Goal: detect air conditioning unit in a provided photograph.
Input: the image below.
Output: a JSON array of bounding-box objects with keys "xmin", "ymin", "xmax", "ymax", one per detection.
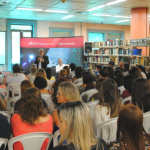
[{"xmin": 0, "ymin": 0, "xmax": 10, "ymax": 4}]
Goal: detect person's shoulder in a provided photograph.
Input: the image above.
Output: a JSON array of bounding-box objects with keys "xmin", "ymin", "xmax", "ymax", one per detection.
[
  {"xmin": 52, "ymin": 144, "xmax": 74, "ymax": 150},
  {"xmin": 91, "ymin": 139, "xmax": 108, "ymax": 150}
]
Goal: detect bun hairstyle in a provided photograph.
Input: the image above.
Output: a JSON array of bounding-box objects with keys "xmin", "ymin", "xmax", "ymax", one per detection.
[{"xmin": 99, "ymin": 66, "xmax": 109, "ymax": 78}]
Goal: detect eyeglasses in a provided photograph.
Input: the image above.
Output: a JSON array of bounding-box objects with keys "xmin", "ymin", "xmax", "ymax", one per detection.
[{"xmin": 57, "ymin": 91, "xmax": 63, "ymax": 97}]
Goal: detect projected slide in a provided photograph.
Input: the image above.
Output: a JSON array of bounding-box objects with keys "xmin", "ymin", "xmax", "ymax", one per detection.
[{"xmin": 20, "ymin": 37, "xmax": 84, "ymax": 74}]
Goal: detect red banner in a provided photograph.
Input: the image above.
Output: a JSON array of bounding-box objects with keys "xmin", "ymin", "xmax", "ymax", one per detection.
[{"xmin": 20, "ymin": 37, "xmax": 84, "ymax": 48}]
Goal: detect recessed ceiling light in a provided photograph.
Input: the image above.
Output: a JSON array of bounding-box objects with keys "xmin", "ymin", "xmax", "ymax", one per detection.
[
  {"xmin": 17, "ymin": 7, "xmax": 43, "ymax": 11},
  {"xmin": 106, "ymin": 0, "xmax": 126, "ymax": 6},
  {"xmin": 93, "ymin": 14, "xmax": 112, "ymax": 16},
  {"xmin": 87, "ymin": 5, "xmax": 105, "ymax": 11},
  {"xmin": 113, "ymin": 15, "xmax": 130, "ymax": 18},
  {"xmin": 116, "ymin": 20, "xmax": 130, "ymax": 23},
  {"xmin": 62, "ymin": 15, "xmax": 74, "ymax": 19},
  {"xmin": 45, "ymin": 10, "xmax": 68, "ymax": 13}
]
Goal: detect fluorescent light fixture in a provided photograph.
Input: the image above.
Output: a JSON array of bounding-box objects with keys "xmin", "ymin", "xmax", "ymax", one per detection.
[
  {"xmin": 113, "ymin": 15, "xmax": 130, "ymax": 18},
  {"xmin": 62, "ymin": 15, "xmax": 74, "ymax": 19},
  {"xmin": 87, "ymin": 5, "xmax": 105, "ymax": 11},
  {"xmin": 106, "ymin": 0, "xmax": 126, "ymax": 6},
  {"xmin": 17, "ymin": 7, "xmax": 43, "ymax": 11},
  {"xmin": 93, "ymin": 14, "xmax": 112, "ymax": 16},
  {"xmin": 45, "ymin": 10, "xmax": 68, "ymax": 13},
  {"xmin": 116, "ymin": 20, "xmax": 130, "ymax": 23}
]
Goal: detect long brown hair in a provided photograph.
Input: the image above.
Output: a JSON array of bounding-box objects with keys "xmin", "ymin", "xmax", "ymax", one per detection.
[
  {"xmin": 18, "ymin": 87, "xmax": 47, "ymax": 125},
  {"xmin": 21, "ymin": 80, "xmax": 34, "ymax": 95},
  {"xmin": 117, "ymin": 105, "xmax": 145, "ymax": 150}
]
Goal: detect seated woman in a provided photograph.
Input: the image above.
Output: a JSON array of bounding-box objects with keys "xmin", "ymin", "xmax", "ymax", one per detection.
[
  {"xmin": 52, "ymin": 81, "xmax": 81, "ymax": 132},
  {"xmin": 87, "ymin": 69, "xmax": 97, "ymax": 82},
  {"xmin": 106, "ymin": 66, "xmax": 115, "ymax": 80},
  {"xmin": 99, "ymin": 67, "xmax": 109, "ymax": 79},
  {"xmin": 137, "ymin": 65, "xmax": 147, "ymax": 79},
  {"xmin": 0, "ymin": 96, "xmax": 6, "ymax": 111},
  {"xmin": 52, "ymin": 101, "xmax": 108, "ymax": 150},
  {"xmin": 72, "ymin": 66, "xmax": 84, "ymax": 83},
  {"xmin": 132, "ymin": 78, "xmax": 150, "ymax": 113},
  {"xmin": 107, "ymin": 105, "xmax": 150, "ymax": 150},
  {"xmin": 123, "ymin": 62, "xmax": 129, "ymax": 76},
  {"xmin": 69, "ymin": 63, "xmax": 76, "ymax": 78},
  {"xmin": 27, "ymin": 64, "xmax": 37, "ymax": 82},
  {"xmin": 94, "ymin": 79, "xmax": 122, "ymax": 142},
  {"xmin": 46, "ymin": 68, "xmax": 55, "ymax": 80},
  {"xmin": 11, "ymin": 87, "xmax": 53, "ymax": 150},
  {"xmin": 129, "ymin": 67, "xmax": 143, "ymax": 79},
  {"xmin": 63, "ymin": 66, "xmax": 72, "ymax": 81}
]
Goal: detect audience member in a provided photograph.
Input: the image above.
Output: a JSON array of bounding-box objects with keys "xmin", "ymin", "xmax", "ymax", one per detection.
[
  {"xmin": 46, "ymin": 68, "xmax": 55, "ymax": 80},
  {"xmin": 69, "ymin": 63, "xmax": 76, "ymax": 78},
  {"xmin": 63, "ymin": 66, "xmax": 72, "ymax": 81},
  {"xmin": 108, "ymin": 61, "xmax": 115, "ymax": 69},
  {"xmin": 59, "ymin": 69, "xmax": 68, "ymax": 78},
  {"xmin": 132, "ymin": 78, "xmax": 150, "ymax": 113},
  {"xmin": 11, "ymin": 87, "xmax": 53, "ymax": 150},
  {"xmin": 119, "ymin": 62, "xmax": 124, "ymax": 70},
  {"xmin": 137, "ymin": 65, "xmax": 147, "ymax": 79},
  {"xmin": 106, "ymin": 66, "xmax": 114, "ymax": 79},
  {"xmin": 94, "ymin": 79, "xmax": 122, "ymax": 141},
  {"xmin": 107, "ymin": 105, "xmax": 150, "ymax": 150},
  {"xmin": 52, "ymin": 101, "xmax": 108, "ymax": 150},
  {"xmin": 129, "ymin": 67, "xmax": 142, "ymax": 79},
  {"xmin": 95, "ymin": 65, "xmax": 102, "ymax": 75},
  {"xmin": 123, "ymin": 62, "xmax": 129, "ymax": 76},
  {"xmin": 87, "ymin": 69, "xmax": 97, "ymax": 82},
  {"xmin": 115, "ymin": 67, "xmax": 123, "ymax": 72},
  {"xmin": 27, "ymin": 64, "xmax": 37, "ymax": 82},
  {"xmin": 72, "ymin": 66, "xmax": 84, "ymax": 83},
  {"xmin": 99, "ymin": 67, "xmax": 108, "ymax": 79},
  {"xmin": 147, "ymin": 72, "xmax": 150, "ymax": 84},
  {"xmin": 0, "ymin": 97, "xmax": 6, "ymax": 111}
]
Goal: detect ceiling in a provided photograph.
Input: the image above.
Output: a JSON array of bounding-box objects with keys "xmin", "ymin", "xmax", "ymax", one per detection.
[{"xmin": 0, "ymin": 0, "xmax": 150, "ymax": 25}]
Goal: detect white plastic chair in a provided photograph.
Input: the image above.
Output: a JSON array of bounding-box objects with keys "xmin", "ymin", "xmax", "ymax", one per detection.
[
  {"xmin": 41, "ymin": 94, "xmax": 56, "ymax": 113},
  {"xmin": 0, "ymin": 111, "xmax": 11, "ymax": 123},
  {"xmin": 143, "ymin": 111, "xmax": 150, "ymax": 133},
  {"xmin": 87, "ymin": 100, "xmax": 99, "ymax": 124},
  {"xmin": 7, "ymin": 96, "xmax": 20, "ymax": 114},
  {"xmin": 53, "ymin": 130, "xmax": 60, "ymax": 147},
  {"xmin": 0, "ymin": 138, "xmax": 8, "ymax": 150},
  {"xmin": 49, "ymin": 79, "xmax": 56, "ymax": 85},
  {"xmin": 80, "ymin": 89, "xmax": 98, "ymax": 102},
  {"xmin": 0, "ymin": 75, "xmax": 4, "ymax": 83},
  {"xmin": 97, "ymin": 117, "xmax": 118, "ymax": 143},
  {"xmin": 12, "ymin": 88, "xmax": 21, "ymax": 97},
  {"xmin": 122, "ymin": 96, "xmax": 132, "ymax": 105},
  {"xmin": 8, "ymin": 132, "xmax": 53, "ymax": 150},
  {"xmin": 118, "ymin": 86, "xmax": 125, "ymax": 95},
  {"xmin": 0, "ymin": 88, "xmax": 8, "ymax": 99},
  {"xmin": 73, "ymin": 78, "xmax": 83, "ymax": 85}
]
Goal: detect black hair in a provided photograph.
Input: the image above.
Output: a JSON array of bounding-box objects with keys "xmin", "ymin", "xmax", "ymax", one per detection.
[
  {"xmin": 114, "ymin": 69, "xmax": 124, "ymax": 87},
  {"xmin": 69, "ymin": 63, "xmax": 76, "ymax": 71},
  {"xmin": 115, "ymin": 67, "xmax": 123, "ymax": 72},
  {"xmin": 13, "ymin": 64, "xmax": 21, "ymax": 73},
  {"xmin": 75, "ymin": 66, "xmax": 84, "ymax": 79},
  {"xmin": 46, "ymin": 68, "xmax": 52, "ymax": 80},
  {"xmin": 99, "ymin": 66, "xmax": 108, "ymax": 78},
  {"xmin": 107, "ymin": 66, "xmax": 114, "ymax": 79},
  {"xmin": 96, "ymin": 65, "xmax": 102, "ymax": 71},
  {"xmin": 124, "ymin": 62, "xmax": 129, "ymax": 72},
  {"xmin": 137, "ymin": 65, "xmax": 146, "ymax": 74},
  {"xmin": 109, "ymin": 61, "xmax": 115, "ymax": 67},
  {"xmin": 34, "ymin": 76, "xmax": 47, "ymax": 89},
  {"xmin": 129, "ymin": 67, "xmax": 143, "ymax": 79},
  {"xmin": 147, "ymin": 72, "xmax": 150, "ymax": 80}
]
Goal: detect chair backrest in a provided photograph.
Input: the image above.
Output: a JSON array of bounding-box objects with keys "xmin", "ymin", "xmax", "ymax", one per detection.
[
  {"xmin": 122, "ymin": 96, "xmax": 132, "ymax": 105},
  {"xmin": 74, "ymin": 78, "xmax": 83, "ymax": 84},
  {"xmin": 53, "ymin": 130, "xmax": 60, "ymax": 147},
  {"xmin": 7, "ymin": 96, "xmax": 20, "ymax": 114},
  {"xmin": 0, "ymin": 138, "xmax": 8, "ymax": 150},
  {"xmin": 12, "ymin": 88, "xmax": 21, "ymax": 97},
  {"xmin": 8, "ymin": 132, "xmax": 53, "ymax": 150},
  {"xmin": 0, "ymin": 111, "xmax": 11, "ymax": 123},
  {"xmin": 87, "ymin": 100, "xmax": 99, "ymax": 123},
  {"xmin": 97, "ymin": 117, "xmax": 118, "ymax": 143},
  {"xmin": 49, "ymin": 79, "xmax": 56, "ymax": 85},
  {"xmin": 143, "ymin": 111, "xmax": 150, "ymax": 133},
  {"xmin": 80, "ymin": 89, "xmax": 98, "ymax": 102},
  {"xmin": 0, "ymin": 88, "xmax": 8, "ymax": 99}
]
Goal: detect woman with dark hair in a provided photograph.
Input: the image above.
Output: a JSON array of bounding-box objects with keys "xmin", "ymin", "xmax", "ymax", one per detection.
[
  {"xmin": 137, "ymin": 65, "xmax": 147, "ymax": 79},
  {"xmin": 129, "ymin": 67, "xmax": 143, "ymax": 79},
  {"xmin": 108, "ymin": 105, "xmax": 150, "ymax": 150},
  {"xmin": 132, "ymin": 78, "xmax": 150, "ymax": 113},
  {"xmin": 106, "ymin": 66, "xmax": 114, "ymax": 79},
  {"xmin": 11, "ymin": 87, "xmax": 53, "ymax": 150},
  {"xmin": 72, "ymin": 66, "xmax": 84, "ymax": 83},
  {"xmin": 123, "ymin": 62, "xmax": 129, "ymax": 76},
  {"xmin": 69, "ymin": 63, "xmax": 76, "ymax": 78},
  {"xmin": 99, "ymin": 67, "xmax": 109, "ymax": 79},
  {"xmin": 94, "ymin": 79, "xmax": 122, "ymax": 141},
  {"xmin": 63, "ymin": 66, "xmax": 72, "ymax": 81},
  {"xmin": 46, "ymin": 67, "xmax": 55, "ymax": 80}
]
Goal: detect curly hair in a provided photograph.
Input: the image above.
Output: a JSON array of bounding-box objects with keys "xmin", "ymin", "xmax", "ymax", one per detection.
[{"xmin": 17, "ymin": 87, "xmax": 47, "ymax": 125}]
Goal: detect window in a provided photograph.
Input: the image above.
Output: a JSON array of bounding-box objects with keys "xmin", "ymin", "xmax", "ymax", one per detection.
[
  {"xmin": 11, "ymin": 25, "xmax": 32, "ymax": 30},
  {"xmin": 0, "ymin": 32, "xmax": 6, "ymax": 65},
  {"xmin": 107, "ymin": 33, "xmax": 123, "ymax": 40},
  {"xmin": 88, "ymin": 32, "xmax": 105, "ymax": 42}
]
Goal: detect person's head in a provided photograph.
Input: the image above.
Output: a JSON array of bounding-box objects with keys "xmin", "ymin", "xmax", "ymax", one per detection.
[
  {"xmin": 57, "ymin": 101, "xmax": 98, "ymax": 150},
  {"xmin": 30, "ymin": 64, "xmax": 37, "ymax": 75},
  {"xmin": 18, "ymin": 87, "xmax": 47, "ymax": 125},
  {"xmin": 108, "ymin": 61, "xmax": 115, "ymax": 67},
  {"xmin": 63, "ymin": 66, "xmax": 70, "ymax": 74},
  {"xmin": 34, "ymin": 76, "xmax": 47, "ymax": 90},
  {"xmin": 69, "ymin": 63, "xmax": 76, "ymax": 71},
  {"xmin": 117, "ymin": 105, "xmax": 145, "ymax": 150},
  {"xmin": 46, "ymin": 68, "xmax": 52, "ymax": 80},
  {"xmin": 99, "ymin": 78, "xmax": 122, "ymax": 118},
  {"xmin": 96, "ymin": 65, "xmax": 102, "ymax": 72},
  {"xmin": 13, "ymin": 64, "xmax": 21, "ymax": 73},
  {"xmin": 39, "ymin": 48, "xmax": 44, "ymax": 57},
  {"xmin": 132, "ymin": 78, "xmax": 150, "ymax": 113},
  {"xmin": 36, "ymin": 68, "xmax": 47, "ymax": 80},
  {"xmin": 58, "ymin": 58, "xmax": 63, "ymax": 66},
  {"xmin": 107, "ymin": 66, "xmax": 114, "ymax": 79},
  {"xmin": 115, "ymin": 67, "xmax": 123, "ymax": 72},
  {"xmin": 59, "ymin": 69, "xmax": 68, "ymax": 78},
  {"xmin": 57, "ymin": 81, "xmax": 81, "ymax": 104},
  {"xmin": 137, "ymin": 65, "xmax": 146, "ymax": 74},
  {"xmin": 83, "ymin": 71, "xmax": 93, "ymax": 90},
  {"xmin": 119, "ymin": 62, "xmax": 124, "ymax": 70},
  {"xmin": 124, "ymin": 75, "xmax": 135, "ymax": 94},
  {"xmin": 99, "ymin": 66, "xmax": 108, "ymax": 78},
  {"xmin": 87, "ymin": 69, "xmax": 97, "ymax": 82},
  {"xmin": 123, "ymin": 62, "xmax": 129, "ymax": 72},
  {"xmin": 147, "ymin": 72, "xmax": 150, "ymax": 84},
  {"xmin": 114, "ymin": 69, "xmax": 124, "ymax": 87},
  {"xmin": 75, "ymin": 66, "xmax": 84, "ymax": 79},
  {"xmin": 129, "ymin": 67, "xmax": 142, "ymax": 79},
  {"xmin": 96, "ymin": 78, "xmax": 106, "ymax": 92},
  {"xmin": 146, "ymin": 67, "xmax": 150, "ymax": 73},
  {"xmin": 21, "ymin": 80, "xmax": 34, "ymax": 95}
]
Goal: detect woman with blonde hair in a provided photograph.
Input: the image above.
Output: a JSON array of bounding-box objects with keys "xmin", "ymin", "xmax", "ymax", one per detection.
[
  {"xmin": 52, "ymin": 81, "xmax": 81, "ymax": 130},
  {"xmin": 0, "ymin": 97, "xmax": 6, "ymax": 111},
  {"xmin": 27, "ymin": 64, "xmax": 37, "ymax": 82},
  {"xmin": 52, "ymin": 101, "xmax": 107, "ymax": 150},
  {"xmin": 59, "ymin": 69, "xmax": 68, "ymax": 78}
]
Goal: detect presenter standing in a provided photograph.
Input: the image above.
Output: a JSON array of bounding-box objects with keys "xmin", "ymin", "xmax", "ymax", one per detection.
[
  {"xmin": 35, "ymin": 49, "xmax": 49, "ymax": 70},
  {"xmin": 56, "ymin": 58, "xmax": 68, "ymax": 73}
]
